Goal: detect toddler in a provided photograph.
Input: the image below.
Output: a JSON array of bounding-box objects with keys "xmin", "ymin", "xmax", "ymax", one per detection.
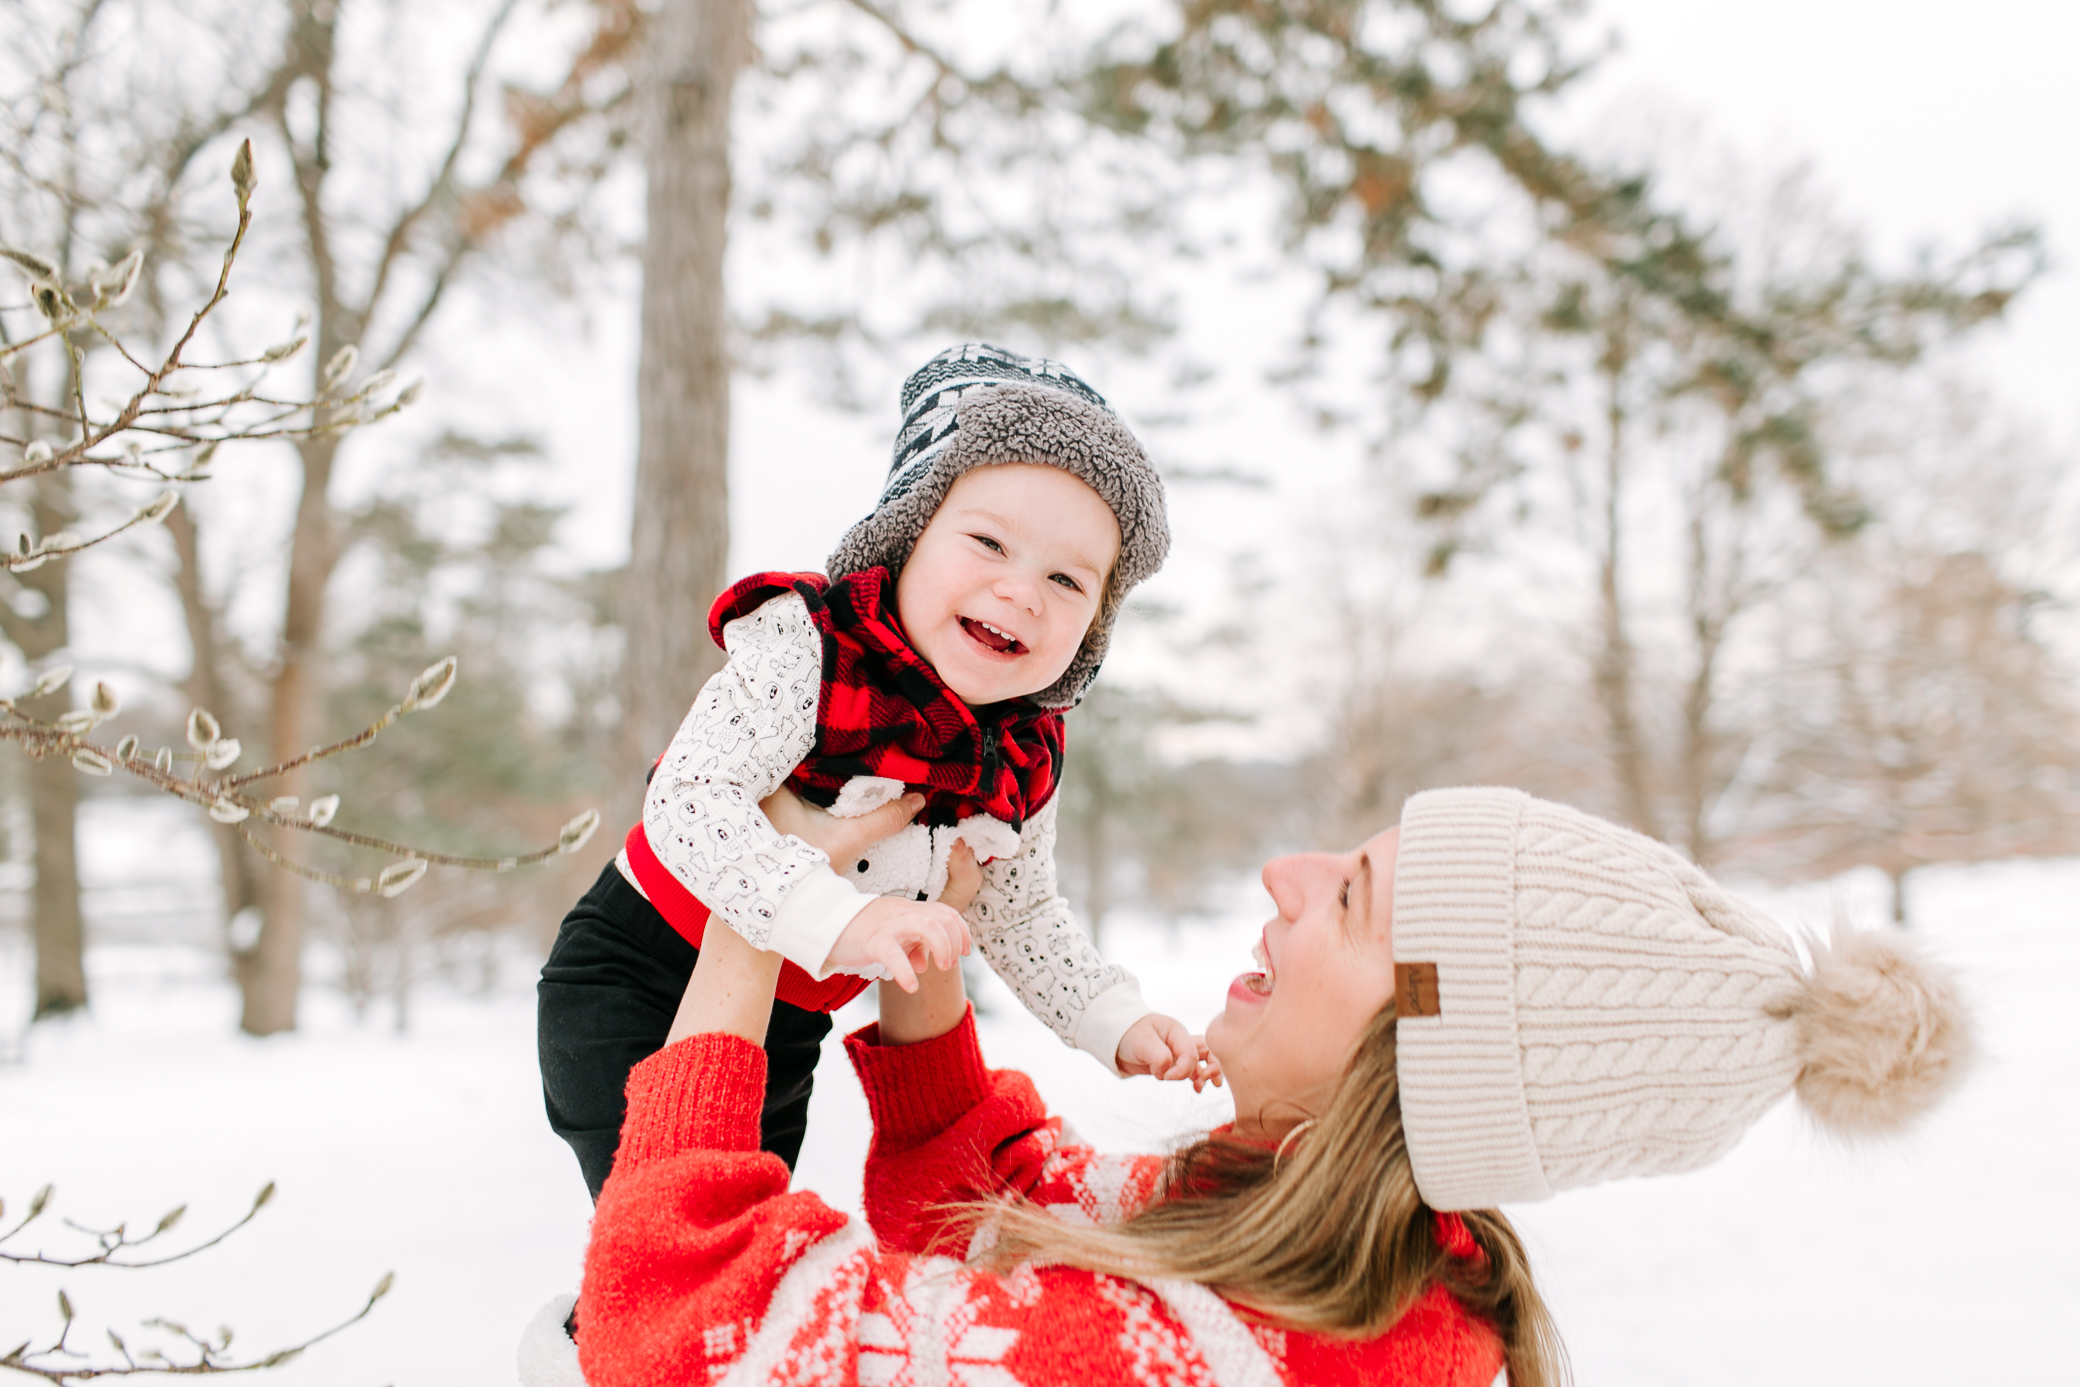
[{"xmin": 538, "ymin": 343, "xmax": 1204, "ymax": 1196}]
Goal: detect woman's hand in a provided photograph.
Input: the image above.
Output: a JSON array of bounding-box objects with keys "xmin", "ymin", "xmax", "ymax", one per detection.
[
  {"xmin": 877, "ymin": 841, "xmax": 978, "ymax": 1045},
  {"xmin": 761, "ymin": 786, "xmax": 926, "ymax": 864},
  {"xmin": 664, "ymin": 789, "xmax": 929, "ymax": 1047}
]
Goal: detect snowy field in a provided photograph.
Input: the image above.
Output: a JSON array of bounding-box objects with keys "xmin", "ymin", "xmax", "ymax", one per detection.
[{"xmin": 1, "ymin": 853, "xmax": 2072, "ymax": 1385}]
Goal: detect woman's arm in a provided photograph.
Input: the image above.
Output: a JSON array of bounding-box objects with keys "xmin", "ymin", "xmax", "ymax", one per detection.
[
  {"xmin": 874, "ymin": 840, "xmax": 979, "ymax": 1044},
  {"xmin": 665, "ymin": 789, "xmax": 936, "ymax": 1045},
  {"xmin": 642, "ymin": 592, "xmax": 881, "ymax": 972}
]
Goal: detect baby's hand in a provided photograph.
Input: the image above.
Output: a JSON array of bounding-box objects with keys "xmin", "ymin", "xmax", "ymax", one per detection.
[
  {"xmin": 827, "ymin": 895, "xmax": 972, "ymax": 993},
  {"xmin": 1116, "ymin": 1013, "xmax": 1223, "ymax": 1089}
]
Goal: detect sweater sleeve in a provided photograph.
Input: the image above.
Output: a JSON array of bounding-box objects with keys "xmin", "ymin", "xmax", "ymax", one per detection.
[
  {"xmin": 965, "ymin": 800, "xmax": 1150, "ymax": 1070},
  {"xmin": 846, "ymin": 1007, "xmax": 1168, "ymax": 1255},
  {"xmin": 641, "ymin": 591, "xmax": 877, "ymax": 969}
]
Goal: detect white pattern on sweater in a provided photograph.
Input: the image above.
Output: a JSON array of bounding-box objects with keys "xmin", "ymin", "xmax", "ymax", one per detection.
[{"xmin": 624, "ymin": 591, "xmax": 1146, "ymax": 1067}]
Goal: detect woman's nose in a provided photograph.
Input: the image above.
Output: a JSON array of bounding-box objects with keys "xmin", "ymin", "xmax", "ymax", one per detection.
[
  {"xmin": 1262, "ymin": 852, "xmax": 1339, "ymax": 918},
  {"xmin": 1261, "ymin": 854, "xmax": 1308, "ymax": 919}
]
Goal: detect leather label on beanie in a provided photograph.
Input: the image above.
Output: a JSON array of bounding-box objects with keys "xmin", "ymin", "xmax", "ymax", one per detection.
[{"xmin": 1396, "ymin": 962, "xmax": 1441, "ymax": 1017}]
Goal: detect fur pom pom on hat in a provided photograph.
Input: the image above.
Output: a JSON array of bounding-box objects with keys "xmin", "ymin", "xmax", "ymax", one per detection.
[
  {"xmin": 827, "ymin": 343, "xmax": 1170, "ymax": 708},
  {"xmin": 1389, "ymin": 787, "xmax": 1974, "ymax": 1212}
]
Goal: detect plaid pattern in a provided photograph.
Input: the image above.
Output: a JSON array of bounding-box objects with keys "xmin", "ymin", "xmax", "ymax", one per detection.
[{"xmin": 708, "ymin": 568, "xmax": 1066, "ymax": 831}]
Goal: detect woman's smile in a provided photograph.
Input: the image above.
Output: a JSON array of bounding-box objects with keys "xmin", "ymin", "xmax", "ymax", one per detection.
[{"xmin": 1229, "ymin": 932, "xmax": 1275, "ymax": 1002}]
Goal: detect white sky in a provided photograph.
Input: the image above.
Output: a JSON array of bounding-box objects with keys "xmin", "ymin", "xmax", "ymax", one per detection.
[{"xmin": 1575, "ymin": 0, "xmax": 2080, "ymax": 437}]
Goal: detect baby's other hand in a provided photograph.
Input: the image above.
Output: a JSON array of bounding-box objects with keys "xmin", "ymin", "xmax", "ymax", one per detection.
[
  {"xmin": 940, "ymin": 840, "xmax": 981, "ymax": 912},
  {"xmin": 827, "ymin": 895, "xmax": 972, "ymax": 993},
  {"xmin": 1116, "ymin": 1013, "xmax": 1219, "ymax": 1087}
]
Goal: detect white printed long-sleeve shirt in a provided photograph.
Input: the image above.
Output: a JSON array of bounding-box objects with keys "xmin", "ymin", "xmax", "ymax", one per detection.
[{"xmin": 615, "ymin": 591, "xmax": 1150, "ymax": 1070}]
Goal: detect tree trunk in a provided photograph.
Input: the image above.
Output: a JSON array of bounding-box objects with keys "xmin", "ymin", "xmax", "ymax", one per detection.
[
  {"xmin": 0, "ymin": 475, "xmax": 87, "ymax": 1019},
  {"xmin": 1677, "ymin": 502, "xmax": 1722, "ymax": 866},
  {"xmin": 622, "ymin": 0, "xmax": 747, "ymax": 785},
  {"xmin": 236, "ymin": 0, "xmax": 347, "ymax": 1036},
  {"xmin": 1592, "ymin": 327, "xmax": 1659, "ymax": 839},
  {"xmin": 238, "ymin": 430, "xmax": 346, "ymax": 1036},
  {"xmin": 165, "ymin": 504, "xmax": 264, "ymax": 960}
]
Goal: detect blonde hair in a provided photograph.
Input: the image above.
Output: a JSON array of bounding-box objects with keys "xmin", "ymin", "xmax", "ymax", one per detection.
[{"xmin": 964, "ymin": 1007, "xmax": 1568, "ymax": 1386}]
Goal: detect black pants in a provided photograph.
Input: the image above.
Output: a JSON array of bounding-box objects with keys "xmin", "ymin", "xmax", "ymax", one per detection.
[{"xmin": 537, "ymin": 861, "xmax": 834, "ymax": 1200}]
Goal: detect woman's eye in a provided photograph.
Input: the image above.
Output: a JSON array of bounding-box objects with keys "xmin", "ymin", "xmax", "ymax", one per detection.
[
  {"xmin": 972, "ymin": 535, "xmax": 1005, "ymax": 554},
  {"xmin": 1049, "ymin": 573, "xmax": 1084, "ymax": 593}
]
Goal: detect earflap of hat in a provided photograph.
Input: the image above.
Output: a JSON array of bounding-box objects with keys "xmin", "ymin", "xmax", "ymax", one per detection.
[{"xmin": 1390, "ymin": 786, "xmax": 1552, "ymax": 1211}]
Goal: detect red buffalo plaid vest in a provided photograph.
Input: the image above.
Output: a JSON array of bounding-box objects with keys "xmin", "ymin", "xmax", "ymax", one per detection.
[{"xmin": 623, "ymin": 567, "xmax": 1067, "ymax": 1011}]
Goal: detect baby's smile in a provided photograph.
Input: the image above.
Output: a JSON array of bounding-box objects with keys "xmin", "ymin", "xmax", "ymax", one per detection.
[{"xmin": 959, "ymin": 616, "xmax": 1027, "ymax": 656}]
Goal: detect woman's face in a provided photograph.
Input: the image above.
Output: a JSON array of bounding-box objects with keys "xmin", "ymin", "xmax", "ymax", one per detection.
[{"xmin": 1206, "ymin": 826, "xmax": 1401, "ymax": 1138}]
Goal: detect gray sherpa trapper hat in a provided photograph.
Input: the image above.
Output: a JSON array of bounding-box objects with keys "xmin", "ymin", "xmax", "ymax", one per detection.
[{"xmin": 827, "ymin": 342, "xmax": 1170, "ymax": 709}]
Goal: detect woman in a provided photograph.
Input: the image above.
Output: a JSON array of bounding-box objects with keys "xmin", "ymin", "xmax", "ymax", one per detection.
[{"xmin": 523, "ymin": 785, "xmax": 1970, "ymax": 1387}]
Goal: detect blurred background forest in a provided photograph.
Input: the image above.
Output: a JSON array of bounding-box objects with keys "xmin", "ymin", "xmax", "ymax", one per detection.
[{"xmin": 1, "ymin": 0, "xmax": 2075, "ymax": 1039}]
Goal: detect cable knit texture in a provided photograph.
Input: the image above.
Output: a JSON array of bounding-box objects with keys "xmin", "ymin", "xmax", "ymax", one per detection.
[
  {"xmin": 569, "ymin": 1010, "xmax": 1503, "ymax": 1387},
  {"xmin": 1394, "ymin": 787, "xmax": 1811, "ymax": 1211}
]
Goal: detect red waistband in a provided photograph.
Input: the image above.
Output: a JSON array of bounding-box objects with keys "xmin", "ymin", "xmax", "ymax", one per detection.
[{"xmin": 622, "ymin": 822, "xmax": 869, "ymax": 1014}]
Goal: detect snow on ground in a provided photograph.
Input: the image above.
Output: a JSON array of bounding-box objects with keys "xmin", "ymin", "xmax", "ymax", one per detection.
[{"xmin": 1, "ymin": 856, "xmax": 2072, "ymax": 1384}]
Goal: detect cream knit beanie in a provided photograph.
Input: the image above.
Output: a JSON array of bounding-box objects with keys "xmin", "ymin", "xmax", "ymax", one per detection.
[{"xmin": 1391, "ymin": 787, "xmax": 1973, "ymax": 1212}]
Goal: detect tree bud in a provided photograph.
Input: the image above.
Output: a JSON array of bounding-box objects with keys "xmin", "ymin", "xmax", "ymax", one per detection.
[
  {"xmin": 72, "ymin": 749, "xmax": 113, "ymax": 775},
  {"xmin": 91, "ymin": 680, "xmax": 119, "ymax": 716},
  {"xmin": 205, "ymin": 737, "xmax": 241, "ymax": 770},
  {"xmin": 308, "ymin": 793, "xmax": 339, "ymax": 827},
  {"xmin": 269, "ymin": 796, "xmax": 299, "ymax": 814},
  {"xmin": 154, "ymin": 747, "xmax": 173, "ymax": 773},
  {"xmin": 116, "ymin": 734, "xmax": 139, "ymax": 761},
  {"xmin": 262, "ymin": 334, "xmax": 308, "ymax": 362},
  {"xmin": 558, "ymin": 808, "xmax": 601, "ymax": 855},
  {"xmin": 22, "ymin": 439, "xmax": 51, "ymax": 464},
  {"xmin": 187, "ymin": 707, "xmax": 220, "ymax": 749},
  {"xmin": 208, "ymin": 797, "xmax": 250, "ymax": 824},
  {"xmin": 136, "ymin": 491, "xmax": 180, "ymax": 525},
  {"xmin": 230, "ymin": 138, "xmax": 256, "ymax": 207},
  {"xmin": 56, "ymin": 709, "xmax": 96, "ymax": 733},
  {"xmin": 0, "ymin": 247, "xmax": 57, "ymax": 283},
  {"xmin": 377, "ymin": 858, "xmax": 428, "ymax": 897},
  {"xmin": 401, "ymin": 655, "xmax": 457, "ymax": 712},
  {"xmin": 321, "ymin": 344, "xmax": 358, "ymax": 390},
  {"xmin": 104, "ymin": 248, "xmax": 143, "ymax": 306},
  {"xmin": 32, "ymin": 664, "xmax": 72, "ymax": 696}
]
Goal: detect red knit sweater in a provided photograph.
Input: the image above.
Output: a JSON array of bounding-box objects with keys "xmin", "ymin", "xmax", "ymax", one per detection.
[{"xmin": 579, "ymin": 1010, "xmax": 1505, "ymax": 1386}]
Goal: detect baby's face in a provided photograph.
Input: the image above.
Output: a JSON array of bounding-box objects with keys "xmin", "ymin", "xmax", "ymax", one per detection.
[{"xmin": 894, "ymin": 463, "xmax": 1120, "ymax": 706}]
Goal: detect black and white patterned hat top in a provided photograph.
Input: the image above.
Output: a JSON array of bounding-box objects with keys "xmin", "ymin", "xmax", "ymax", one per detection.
[{"xmin": 884, "ymin": 343, "xmax": 1114, "ymax": 506}]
